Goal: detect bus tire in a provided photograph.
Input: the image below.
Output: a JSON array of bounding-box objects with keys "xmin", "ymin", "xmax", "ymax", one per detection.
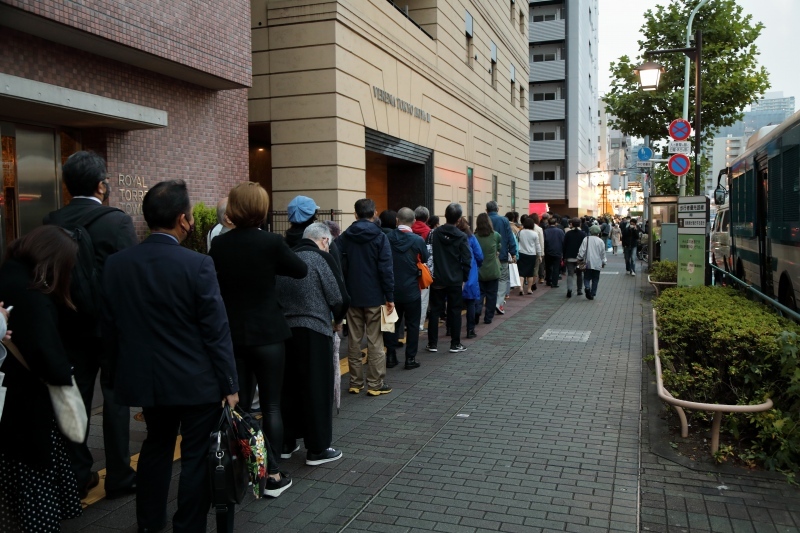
[{"xmin": 778, "ymin": 274, "xmax": 797, "ymax": 311}]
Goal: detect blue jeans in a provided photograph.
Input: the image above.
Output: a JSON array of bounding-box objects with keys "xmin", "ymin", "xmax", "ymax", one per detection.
[
  {"xmin": 584, "ymin": 269, "xmax": 600, "ymax": 297},
  {"xmin": 478, "ymin": 279, "xmax": 499, "ymax": 323},
  {"xmin": 623, "ymin": 246, "xmax": 636, "ymax": 273}
]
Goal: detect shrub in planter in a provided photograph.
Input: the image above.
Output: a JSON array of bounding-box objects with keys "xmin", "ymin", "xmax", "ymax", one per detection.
[
  {"xmin": 649, "ymin": 260, "xmax": 677, "ymax": 283},
  {"xmin": 181, "ymin": 202, "xmax": 218, "ymax": 254},
  {"xmin": 654, "ymin": 285, "xmax": 800, "ymax": 473}
]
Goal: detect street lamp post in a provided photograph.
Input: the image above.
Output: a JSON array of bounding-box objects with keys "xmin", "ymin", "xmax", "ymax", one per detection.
[{"xmin": 634, "ymin": 29, "xmax": 703, "ymax": 195}]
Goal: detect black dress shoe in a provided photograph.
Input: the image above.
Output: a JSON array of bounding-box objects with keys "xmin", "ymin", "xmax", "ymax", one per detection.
[
  {"xmin": 386, "ymin": 353, "xmax": 399, "ymax": 368},
  {"xmin": 106, "ymin": 481, "xmax": 137, "ymax": 500},
  {"xmin": 79, "ymin": 471, "xmax": 100, "ymax": 499},
  {"xmin": 466, "ymin": 331, "xmax": 477, "ymax": 339},
  {"xmin": 566, "ymin": 290, "xmax": 572, "ymax": 298},
  {"xmin": 404, "ymin": 358, "xmax": 420, "ymax": 370}
]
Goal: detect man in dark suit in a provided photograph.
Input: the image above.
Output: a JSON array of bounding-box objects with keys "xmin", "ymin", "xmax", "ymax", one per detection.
[
  {"xmin": 102, "ymin": 180, "xmax": 239, "ymax": 533},
  {"xmin": 43, "ymin": 151, "xmax": 138, "ymax": 499}
]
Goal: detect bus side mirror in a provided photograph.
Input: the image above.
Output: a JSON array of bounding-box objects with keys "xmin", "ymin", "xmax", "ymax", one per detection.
[{"xmin": 714, "ymin": 185, "xmax": 727, "ymax": 206}]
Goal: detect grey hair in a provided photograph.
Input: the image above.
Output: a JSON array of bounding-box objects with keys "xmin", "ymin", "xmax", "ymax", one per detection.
[
  {"xmin": 486, "ymin": 200, "xmax": 498, "ymax": 212},
  {"xmin": 303, "ymin": 221, "xmax": 332, "ymax": 242},
  {"xmin": 414, "ymin": 205, "xmax": 429, "ymax": 222},
  {"xmin": 216, "ymin": 198, "xmax": 228, "ymax": 224},
  {"xmin": 397, "ymin": 207, "xmax": 415, "ymax": 225}
]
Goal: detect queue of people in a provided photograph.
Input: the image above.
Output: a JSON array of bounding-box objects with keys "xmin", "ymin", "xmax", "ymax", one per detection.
[{"xmin": 0, "ymin": 150, "xmax": 646, "ymax": 532}]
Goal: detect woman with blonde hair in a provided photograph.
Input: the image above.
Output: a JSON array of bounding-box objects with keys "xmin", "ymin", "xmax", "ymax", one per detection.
[{"xmin": 209, "ymin": 182, "xmax": 307, "ymax": 495}]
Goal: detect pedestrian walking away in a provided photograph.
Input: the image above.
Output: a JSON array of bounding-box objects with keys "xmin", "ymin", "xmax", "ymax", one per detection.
[
  {"xmin": 474, "ymin": 213, "xmax": 501, "ymax": 325},
  {"xmin": 210, "ymin": 184, "xmax": 308, "ymax": 472},
  {"xmin": 102, "ymin": 180, "xmax": 241, "ymax": 532},
  {"xmin": 516, "ymin": 217, "xmax": 541, "ymax": 294},
  {"xmin": 486, "ymin": 201, "xmax": 517, "ymax": 315},
  {"xmin": 456, "ymin": 217, "xmax": 483, "ymax": 339},
  {"xmin": 577, "ymin": 225, "xmax": 608, "ymax": 300},
  {"xmin": 563, "ymin": 217, "xmax": 586, "ymax": 299},
  {"xmin": 621, "ymin": 218, "xmax": 642, "ymax": 275},
  {"xmin": 278, "ymin": 222, "xmax": 349, "ymax": 467},
  {"xmin": 427, "ymin": 203, "xmax": 472, "ymax": 353},
  {"xmin": 338, "ymin": 198, "xmax": 395, "ymax": 397},
  {"xmin": 543, "ymin": 217, "xmax": 565, "ymax": 288},
  {"xmin": 43, "ymin": 151, "xmax": 138, "ymax": 501}
]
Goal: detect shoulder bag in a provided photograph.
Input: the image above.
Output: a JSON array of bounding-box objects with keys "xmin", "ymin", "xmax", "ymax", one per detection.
[
  {"xmin": 1, "ymin": 339, "xmax": 87, "ymax": 443},
  {"xmin": 576, "ymin": 237, "xmax": 588, "ymax": 271},
  {"xmin": 417, "ymin": 253, "xmax": 433, "ymax": 290}
]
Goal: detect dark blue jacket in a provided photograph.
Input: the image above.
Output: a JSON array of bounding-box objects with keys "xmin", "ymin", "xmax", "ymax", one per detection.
[
  {"xmin": 488, "ymin": 211, "xmax": 517, "ymax": 261},
  {"xmin": 338, "ymin": 219, "xmax": 394, "ymax": 307},
  {"xmin": 388, "ymin": 229, "xmax": 428, "ymax": 304},
  {"xmin": 543, "ymin": 225, "xmax": 566, "ymax": 257},
  {"xmin": 102, "ymin": 234, "xmax": 238, "ymax": 407}
]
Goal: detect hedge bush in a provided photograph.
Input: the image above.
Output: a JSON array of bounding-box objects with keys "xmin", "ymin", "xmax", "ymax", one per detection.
[
  {"xmin": 654, "ymin": 286, "xmax": 800, "ymax": 474},
  {"xmin": 181, "ymin": 202, "xmax": 218, "ymax": 254},
  {"xmin": 649, "ymin": 260, "xmax": 677, "ymax": 283}
]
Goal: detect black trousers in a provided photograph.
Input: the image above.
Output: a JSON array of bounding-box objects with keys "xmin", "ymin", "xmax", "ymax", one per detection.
[
  {"xmin": 65, "ymin": 338, "xmax": 135, "ymax": 491},
  {"xmin": 282, "ymin": 328, "xmax": 334, "ymax": 454},
  {"xmin": 428, "ymin": 285, "xmax": 464, "ymax": 347},
  {"xmin": 390, "ymin": 298, "xmax": 422, "ymax": 359},
  {"xmin": 234, "ymin": 342, "xmax": 285, "ymax": 460},
  {"xmin": 138, "ymin": 403, "xmax": 220, "ymax": 532},
  {"xmin": 545, "ymin": 255, "xmax": 562, "ymax": 287}
]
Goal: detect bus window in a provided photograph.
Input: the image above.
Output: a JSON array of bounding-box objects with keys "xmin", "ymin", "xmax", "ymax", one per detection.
[{"xmin": 721, "ymin": 210, "xmax": 729, "ymax": 232}]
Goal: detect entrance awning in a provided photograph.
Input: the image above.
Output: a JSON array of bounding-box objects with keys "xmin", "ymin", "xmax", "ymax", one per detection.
[{"xmin": 0, "ymin": 74, "xmax": 168, "ymax": 130}]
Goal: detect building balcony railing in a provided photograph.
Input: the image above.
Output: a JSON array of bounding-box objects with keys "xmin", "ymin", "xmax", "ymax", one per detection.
[
  {"xmin": 530, "ymin": 19, "xmax": 565, "ymax": 43},
  {"xmin": 529, "ymin": 60, "xmax": 565, "ymax": 83},
  {"xmin": 530, "ymin": 139, "xmax": 565, "ymax": 160},
  {"xmin": 529, "ymin": 99, "xmax": 565, "ymax": 122},
  {"xmin": 529, "ymin": 180, "xmax": 567, "ymax": 200}
]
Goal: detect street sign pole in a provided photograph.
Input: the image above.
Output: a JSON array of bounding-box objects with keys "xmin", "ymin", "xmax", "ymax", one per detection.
[{"xmin": 677, "ymin": 196, "xmax": 709, "ymax": 287}]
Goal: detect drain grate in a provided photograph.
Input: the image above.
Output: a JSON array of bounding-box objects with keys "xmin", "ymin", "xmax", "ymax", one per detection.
[{"xmin": 539, "ymin": 329, "xmax": 591, "ymax": 342}]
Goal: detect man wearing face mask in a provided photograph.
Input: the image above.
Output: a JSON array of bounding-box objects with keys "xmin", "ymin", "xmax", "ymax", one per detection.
[
  {"xmin": 102, "ymin": 179, "xmax": 239, "ymax": 532},
  {"xmin": 43, "ymin": 150, "xmax": 138, "ymax": 501}
]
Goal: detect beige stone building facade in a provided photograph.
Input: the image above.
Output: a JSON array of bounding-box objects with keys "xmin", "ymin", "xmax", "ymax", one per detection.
[{"xmin": 249, "ymin": 0, "xmax": 530, "ymax": 223}]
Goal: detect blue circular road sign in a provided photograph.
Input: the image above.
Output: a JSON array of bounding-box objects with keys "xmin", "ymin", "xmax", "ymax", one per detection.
[
  {"xmin": 668, "ymin": 153, "xmax": 691, "ymax": 176},
  {"xmin": 637, "ymin": 147, "xmax": 653, "ymax": 161},
  {"xmin": 669, "ymin": 118, "xmax": 692, "ymax": 141}
]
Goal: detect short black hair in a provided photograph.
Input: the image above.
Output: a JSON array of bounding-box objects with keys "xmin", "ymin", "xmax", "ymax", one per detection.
[
  {"xmin": 379, "ymin": 210, "xmax": 397, "ymax": 230},
  {"xmin": 143, "ymin": 180, "xmax": 191, "ymax": 230},
  {"xmin": 445, "ymin": 203, "xmax": 462, "ymax": 224},
  {"xmin": 355, "ymin": 198, "xmax": 376, "ymax": 220},
  {"xmin": 63, "ymin": 151, "xmax": 107, "ymax": 197}
]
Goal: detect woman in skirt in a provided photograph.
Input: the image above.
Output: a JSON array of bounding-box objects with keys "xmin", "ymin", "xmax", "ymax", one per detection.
[
  {"xmin": 0, "ymin": 226, "xmax": 83, "ymax": 532},
  {"xmin": 517, "ymin": 217, "xmax": 542, "ymax": 294}
]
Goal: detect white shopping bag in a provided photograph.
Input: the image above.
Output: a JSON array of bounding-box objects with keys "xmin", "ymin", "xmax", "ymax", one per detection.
[{"xmin": 509, "ymin": 263, "xmax": 522, "ymax": 288}]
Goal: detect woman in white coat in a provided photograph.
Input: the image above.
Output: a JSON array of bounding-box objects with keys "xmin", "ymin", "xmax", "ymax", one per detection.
[{"xmin": 577, "ymin": 225, "xmax": 607, "ymax": 300}]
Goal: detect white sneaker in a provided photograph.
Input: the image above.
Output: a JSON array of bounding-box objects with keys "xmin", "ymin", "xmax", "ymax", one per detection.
[{"xmin": 631, "ymin": 271, "xmax": 636, "ymax": 276}]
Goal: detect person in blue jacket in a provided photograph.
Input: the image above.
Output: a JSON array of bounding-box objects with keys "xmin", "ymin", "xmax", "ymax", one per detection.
[{"xmin": 457, "ymin": 217, "xmax": 484, "ymax": 339}]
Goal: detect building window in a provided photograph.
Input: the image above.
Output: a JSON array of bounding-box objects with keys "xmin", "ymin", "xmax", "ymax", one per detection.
[
  {"xmin": 511, "ymin": 181, "xmax": 516, "ymax": 211},
  {"xmin": 492, "ymin": 175, "xmax": 498, "ymax": 202},
  {"xmin": 532, "ymin": 92, "xmax": 557, "ymax": 101},
  {"xmin": 533, "ymin": 171, "xmax": 557, "ymax": 181},
  {"xmin": 466, "ymin": 10, "xmax": 474, "ymax": 68},
  {"xmin": 490, "ymin": 41, "xmax": 498, "ymax": 89},
  {"xmin": 532, "ymin": 14, "xmax": 556, "ymax": 22},
  {"xmin": 511, "ymin": 80, "xmax": 516, "ymax": 105},
  {"xmin": 520, "ymin": 87, "xmax": 525, "ymax": 108},
  {"xmin": 531, "ymin": 53, "xmax": 556, "ymax": 62},
  {"xmin": 519, "ymin": 10, "xmax": 525, "ymax": 34},
  {"xmin": 467, "ymin": 167, "xmax": 474, "ymax": 224},
  {"xmin": 532, "ymin": 132, "xmax": 556, "ymax": 141}
]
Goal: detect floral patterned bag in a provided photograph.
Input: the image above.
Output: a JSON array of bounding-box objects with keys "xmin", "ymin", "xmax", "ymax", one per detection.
[{"xmin": 231, "ymin": 408, "xmax": 269, "ymax": 498}]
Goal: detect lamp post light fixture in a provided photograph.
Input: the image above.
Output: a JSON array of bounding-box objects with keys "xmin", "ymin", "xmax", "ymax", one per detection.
[{"xmin": 634, "ymin": 61, "xmax": 664, "ymax": 92}]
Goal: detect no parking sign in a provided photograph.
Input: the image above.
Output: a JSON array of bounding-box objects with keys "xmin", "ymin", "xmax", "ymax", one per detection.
[{"xmin": 668, "ymin": 153, "xmax": 691, "ymax": 177}]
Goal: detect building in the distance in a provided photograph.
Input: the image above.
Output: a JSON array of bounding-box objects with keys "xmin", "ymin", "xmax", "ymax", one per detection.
[
  {"xmin": 528, "ymin": 0, "xmax": 599, "ymax": 216},
  {"xmin": 249, "ymin": 0, "xmax": 530, "ymax": 223},
  {"xmin": 0, "ymin": 0, "xmax": 251, "ymax": 247}
]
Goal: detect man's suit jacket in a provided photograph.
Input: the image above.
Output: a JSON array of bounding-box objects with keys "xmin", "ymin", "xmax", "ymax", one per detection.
[
  {"xmin": 43, "ymin": 198, "xmax": 138, "ymax": 278},
  {"xmin": 102, "ymin": 234, "xmax": 238, "ymax": 407}
]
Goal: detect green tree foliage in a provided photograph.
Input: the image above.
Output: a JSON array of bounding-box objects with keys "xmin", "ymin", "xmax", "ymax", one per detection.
[
  {"xmin": 181, "ymin": 202, "xmax": 218, "ymax": 254},
  {"xmin": 604, "ymin": 0, "xmax": 770, "ymax": 146}
]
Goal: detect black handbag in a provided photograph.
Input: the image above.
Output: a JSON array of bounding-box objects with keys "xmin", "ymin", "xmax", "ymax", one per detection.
[{"xmin": 208, "ymin": 405, "xmax": 248, "ymax": 532}]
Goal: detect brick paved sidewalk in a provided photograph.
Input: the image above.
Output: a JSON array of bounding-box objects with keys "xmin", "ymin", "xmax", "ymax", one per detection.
[{"xmin": 63, "ymin": 251, "xmax": 800, "ymax": 532}]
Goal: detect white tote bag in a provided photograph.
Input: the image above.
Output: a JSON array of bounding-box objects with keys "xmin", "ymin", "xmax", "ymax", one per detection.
[{"xmin": 509, "ymin": 263, "xmax": 522, "ymax": 288}]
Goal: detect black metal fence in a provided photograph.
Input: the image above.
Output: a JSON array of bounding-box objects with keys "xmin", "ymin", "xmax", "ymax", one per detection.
[{"xmin": 267, "ymin": 209, "xmax": 344, "ymax": 235}]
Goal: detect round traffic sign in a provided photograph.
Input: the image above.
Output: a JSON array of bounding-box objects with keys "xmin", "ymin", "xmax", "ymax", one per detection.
[
  {"xmin": 669, "ymin": 118, "xmax": 692, "ymax": 141},
  {"xmin": 637, "ymin": 147, "xmax": 653, "ymax": 161},
  {"xmin": 668, "ymin": 153, "xmax": 691, "ymax": 176}
]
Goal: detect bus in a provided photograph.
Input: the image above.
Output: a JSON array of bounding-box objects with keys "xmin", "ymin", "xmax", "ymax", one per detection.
[{"xmin": 720, "ymin": 110, "xmax": 800, "ymax": 309}]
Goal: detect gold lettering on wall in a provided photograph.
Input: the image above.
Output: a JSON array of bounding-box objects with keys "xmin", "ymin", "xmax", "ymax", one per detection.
[{"xmin": 117, "ymin": 174, "xmax": 148, "ymax": 215}]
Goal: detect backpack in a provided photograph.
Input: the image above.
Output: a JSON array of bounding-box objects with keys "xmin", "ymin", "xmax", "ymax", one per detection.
[{"xmin": 47, "ymin": 207, "xmax": 121, "ymax": 326}]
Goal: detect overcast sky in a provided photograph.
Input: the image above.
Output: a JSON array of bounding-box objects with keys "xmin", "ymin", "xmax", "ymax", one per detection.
[{"xmin": 598, "ymin": 0, "xmax": 798, "ymax": 110}]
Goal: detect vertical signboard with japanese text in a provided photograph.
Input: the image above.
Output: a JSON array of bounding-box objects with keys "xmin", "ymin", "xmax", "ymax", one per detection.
[{"xmin": 677, "ymin": 196, "xmax": 709, "ymax": 287}]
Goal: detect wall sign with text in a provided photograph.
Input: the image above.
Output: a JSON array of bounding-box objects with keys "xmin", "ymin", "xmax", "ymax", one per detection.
[
  {"xmin": 117, "ymin": 174, "xmax": 148, "ymax": 215},
  {"xmin": 373, "ymin": 86, "xmax": 431, "ymax": 123}
]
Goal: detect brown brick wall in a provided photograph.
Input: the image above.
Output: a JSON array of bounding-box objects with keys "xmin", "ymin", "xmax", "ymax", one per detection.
[
  {"xmin": 1, "ymin": 0, "xmax": 251, "ymax": 86},
  {"xmin": 1, "ymin": 29, "xmax": 249, "ymax": 237}
]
